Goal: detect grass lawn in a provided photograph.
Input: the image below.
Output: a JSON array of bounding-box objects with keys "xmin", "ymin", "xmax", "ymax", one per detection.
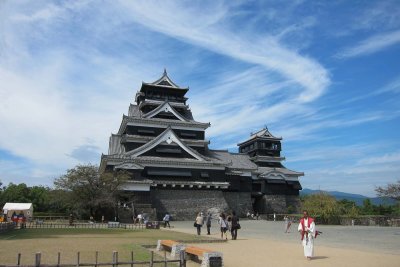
[{"xmin": 0, "ymin": 228, "xmax": 210, "ymax": 265}]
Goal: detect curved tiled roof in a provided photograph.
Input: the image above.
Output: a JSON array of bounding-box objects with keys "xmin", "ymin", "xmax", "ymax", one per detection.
[
  {"xmin": 237, "ymin": 127, "xmax": 282, "ymax": 146},
  {"xmin": 207, "ymin": 150, "xmax": 258, "ymax": 170},
  {"xmin": 257, "ymin": 166, "xmax": 304, "ymax": 176}
]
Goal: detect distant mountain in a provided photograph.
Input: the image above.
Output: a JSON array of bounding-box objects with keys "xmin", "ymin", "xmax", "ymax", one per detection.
[{"xmin": 300, "ymin": 188, "xmax": 396, "ymax": 206}]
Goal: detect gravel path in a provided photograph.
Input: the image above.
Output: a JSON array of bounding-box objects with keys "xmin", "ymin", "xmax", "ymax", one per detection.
[{"xmin": 162, "ymin": 220, "xmax": 400, "ymax": 267}]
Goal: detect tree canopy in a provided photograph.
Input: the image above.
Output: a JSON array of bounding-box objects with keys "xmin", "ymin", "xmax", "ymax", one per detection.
[
  {"xmin": 0, "ymin": 183, "xmax": 67, "ymax": 213},
  {"xmin": 53, "ymin": 164, "xmax": 129, "ymax": 218},
  {"xmin": 301, "ymin": 192, "xmax": 341, "ymax": 224}
]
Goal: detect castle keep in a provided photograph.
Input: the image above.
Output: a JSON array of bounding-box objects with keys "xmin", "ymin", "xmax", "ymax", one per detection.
[{"xmin": 100, "ymin": 71, "xmax": 303, "ymax": 220}]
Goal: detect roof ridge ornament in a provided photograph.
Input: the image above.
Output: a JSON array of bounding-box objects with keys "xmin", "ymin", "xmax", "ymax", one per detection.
[{"xmin": 147, "ymin": 69, "xmax": 180, "ymax": 88}]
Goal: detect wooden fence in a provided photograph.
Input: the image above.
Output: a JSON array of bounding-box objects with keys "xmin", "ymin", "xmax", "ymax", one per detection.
[
  {"xmin": 23, "ymin": 222, "xmax": 146, "ymax": 230},
  {"xmin": 0, "ymin": 250, "xmax": 186, "ymax": 267}
]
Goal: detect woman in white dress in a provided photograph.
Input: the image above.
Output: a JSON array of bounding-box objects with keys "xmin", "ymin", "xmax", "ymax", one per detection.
[{"xmin": 218, "ymin": 213, "xmax": 228, "ymax": 240}]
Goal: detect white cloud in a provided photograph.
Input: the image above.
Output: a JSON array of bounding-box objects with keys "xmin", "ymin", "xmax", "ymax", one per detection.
[
  {"xmin": 336, "ymin": 30, "xmax": 400, "ymax": 59},
  {"xmin": 117, "ymin": 0, "xmax": 330, "ymax": 103},
  {"xmin": 357, "ymin": 152, "xmax": 400, "ymax": 165},
  {"xmin": 298, "ymin": 148, "xmax": 400, "ymax": 196},
  {"xmin": 378, "ymin": 76, "xmax": 400, "ymax": 94}
]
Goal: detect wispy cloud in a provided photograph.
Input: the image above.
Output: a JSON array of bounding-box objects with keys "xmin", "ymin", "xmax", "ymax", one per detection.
[
  {"xmin": 293, "ymin": 145, "xmax": 400, "ymax": 196},
  {"xmin": 377, "ymin": 76, "xmax": 400, "ymax": 94},
  {"xmin": 349, "ymin": 1, "xmax": 400, "ymax": 32},
  {"xmin": 336, "ymin": 30, "xmax": 400, "ymax": 59},
  {"xmin": 356, "ymin": 152, "xmax": 400, "ymax": 165},
  {"xmin": 117, "ymin": 1, "xmax": 330, "ymax": 103}
]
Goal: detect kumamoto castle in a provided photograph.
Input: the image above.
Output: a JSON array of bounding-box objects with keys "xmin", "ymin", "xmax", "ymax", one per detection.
[{"xmin": 100, "ymin": 70, "xmax": 304, "ymax": 221}]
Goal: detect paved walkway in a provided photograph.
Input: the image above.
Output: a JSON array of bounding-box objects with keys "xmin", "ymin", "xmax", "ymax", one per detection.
[{"xmin": 162, "ymin": 220, "xmax": 400, "ymax": 267}]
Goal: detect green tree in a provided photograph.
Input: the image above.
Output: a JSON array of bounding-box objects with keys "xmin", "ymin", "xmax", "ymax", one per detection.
[
  {"xmin": 46, "ymin": 189, "xmax": 72, "ymax": 213},
  {"xmin": 337, "ymin": 199, "xmax": 360, "ymax": 217},
  {"xmin": 0, "ymin": 183, "xmax": 31, "ymax": 205},
  {"xmin": 0, "ymin": 183, "xmax": 61, "ymax": 213},
  {"xmin": 302, "ymin": 192, "xmax": 341, "ymax": 224},
  {"xmin": 28, "ymin": 186, "xmax": 51, "ymax": 212},
  {"xmin": 54, "ymin": 164, "xmax": 129, "ymax": 219},
  {"xmin": 361, "ymin": 199, "xmax": 374, "ymax": 215}
]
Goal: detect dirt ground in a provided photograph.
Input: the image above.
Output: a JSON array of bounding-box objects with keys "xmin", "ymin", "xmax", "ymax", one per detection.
[{"xmin": 167, "ymin": 220, "xmax": 400, "ymax": 267}]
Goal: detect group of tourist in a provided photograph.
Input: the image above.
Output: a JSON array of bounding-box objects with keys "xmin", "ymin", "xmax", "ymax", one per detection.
[
  {"xmin": 194, "ymin": 211, "xmax": 240, "ymax": 240},
  {"xmin": 246, "ymin": 211, "xmax": 260, "ymax": 220},
  {"xmin": 161, "ymin": 209, "xmax": 318, "ymax": 261},
  {"xmin": 133, "ymin": 213, "xmax": 150, "ymax": 225}
]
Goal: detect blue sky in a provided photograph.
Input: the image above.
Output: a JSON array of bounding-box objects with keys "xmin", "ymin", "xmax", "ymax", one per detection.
[{"xmin": 0, "ymin": 0, "xmax": 399, "ymax": 197}]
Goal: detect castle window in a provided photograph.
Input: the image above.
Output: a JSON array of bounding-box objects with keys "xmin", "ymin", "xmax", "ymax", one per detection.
[
  {"xmin": 201, "ymin": 172, "xmax": 209, "ymax": 178},
  {"xmin": 138, "ymin": 129, "xmax": 155, "ymax": 135}
]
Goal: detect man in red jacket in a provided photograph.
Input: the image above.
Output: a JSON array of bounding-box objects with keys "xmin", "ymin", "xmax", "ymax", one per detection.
[{"xmin": 297, "ymin": 210, "xmax": 316, "ymax": 260}]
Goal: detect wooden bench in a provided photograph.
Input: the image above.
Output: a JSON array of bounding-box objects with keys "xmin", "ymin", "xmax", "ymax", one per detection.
[
  {"xmin": 161, "ymin": 239, "xmax": 178, "ymax": 248},
  {"xmin": 156, "ymin": 240, "xmax": 223, "ymax": 266},
  {"xmin": 185, "ymin": 245, "xmax": 223, "ymax": 267},
  {"xmin": 185, "ymin": 246, "xmax": 214, "ymax": 257},
  {"xmin": 156, "ymin": 240, "xmax": 185, "ymax": 259}
]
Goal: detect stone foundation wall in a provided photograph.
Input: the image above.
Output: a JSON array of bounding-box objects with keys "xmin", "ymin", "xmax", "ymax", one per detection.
[
  {"xmin": 223, "ymin": 192, "xmax": 253, "ymax": 217},
  {"xmin": 125, "ymin": 189, "xmax": 302, "ymax": 220},
  {"xmin": 285, "ymin": 195, "xmax": 301, "ymax": 213},
  {"xmin": 151, "ymin": 189, "xmax": 230, "ymax": 220},
  {"xmin": 254, "ymin": 194, "xmax": 300, "ymax": 214}
]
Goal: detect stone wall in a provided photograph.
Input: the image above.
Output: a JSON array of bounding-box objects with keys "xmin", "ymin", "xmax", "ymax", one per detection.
[
  {"xmin": 151, "ymin": 189, "xmax": 230, "ymax": 220},
  {"xmin": 340, "ymin": 216, "xmax": 400, "ymax": 226},
  {"xmin": 254, "ymin": 194, "xmax": 300, "ymax": 214},
  {"xmin": 223, "ymin": 192, "xmax": 253, "ymax": 217},
  {"xmin": 285, "ymin": 195, "xmax": 301, "ymax": 213},
  {"xmin": 137, "ymin": 189, "xmax": 301, "ymax": 220}
]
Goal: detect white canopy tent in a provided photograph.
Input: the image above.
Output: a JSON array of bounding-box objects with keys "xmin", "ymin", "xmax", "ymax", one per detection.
[{"xmin": 2, "ymin": 203, "xmax": 33, "ymax": 222}]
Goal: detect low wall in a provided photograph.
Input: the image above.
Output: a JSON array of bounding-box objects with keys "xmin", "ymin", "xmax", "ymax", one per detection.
[{"xmin": 340, "ymin": 216, "xmax": 400, "ymax": 227}]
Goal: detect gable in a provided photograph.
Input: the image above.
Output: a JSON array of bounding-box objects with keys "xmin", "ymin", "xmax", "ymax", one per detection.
[
  {"xmin": 143, "ymin": 101, "xmax": 188, "ymax": 122},
  {"xmin": 125, "ymin": 127, "xmax": 206, "ymax": 161}
]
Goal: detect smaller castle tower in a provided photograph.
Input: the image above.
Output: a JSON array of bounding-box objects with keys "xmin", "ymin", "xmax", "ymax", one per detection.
[{"xmin": 238, "ymin": 128, "xmax": 303, "ymax": 214}]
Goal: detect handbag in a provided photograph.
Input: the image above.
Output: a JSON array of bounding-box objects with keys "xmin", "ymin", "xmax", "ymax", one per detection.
[
  {"xmin": 194, "ymin": 222, "xmax": 197, "ymax": 227},
  {"xmin": 236, "ymin": 223, "xmax": 241, "ymax": 229}
]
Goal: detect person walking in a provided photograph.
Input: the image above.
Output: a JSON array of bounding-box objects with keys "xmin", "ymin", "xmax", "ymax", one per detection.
[
  {"xmin": 163, "ymin": 212, "xmax": 171, "ymax": 228},
  {"xmin": 226, "ymin": 214, "xmax": 232, "ymax": 238},
  {"xmin": 205, "ymin": 213, "xmax": 212, "ymax": 235},
  {"xmin": 195, "ymin": 212, "xmax": 204, "ymax": 235},
  {"xmin": 218, "ymin": 213, "xmax": 228, "ymax": 240},
  {"xmin": 298, "ymin": 210, "xmax": 316, "ymax": 260},
  {"xmin": 284, "ymin": 215, "xmax": 289, "ymax": 233},
  {"xmin": 231, "ymin": 211, "xmax": 240, "ymax": 240},
  {"xmin": 286, "ymin": 216, "xmax": 292, "ymax": 233}
]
